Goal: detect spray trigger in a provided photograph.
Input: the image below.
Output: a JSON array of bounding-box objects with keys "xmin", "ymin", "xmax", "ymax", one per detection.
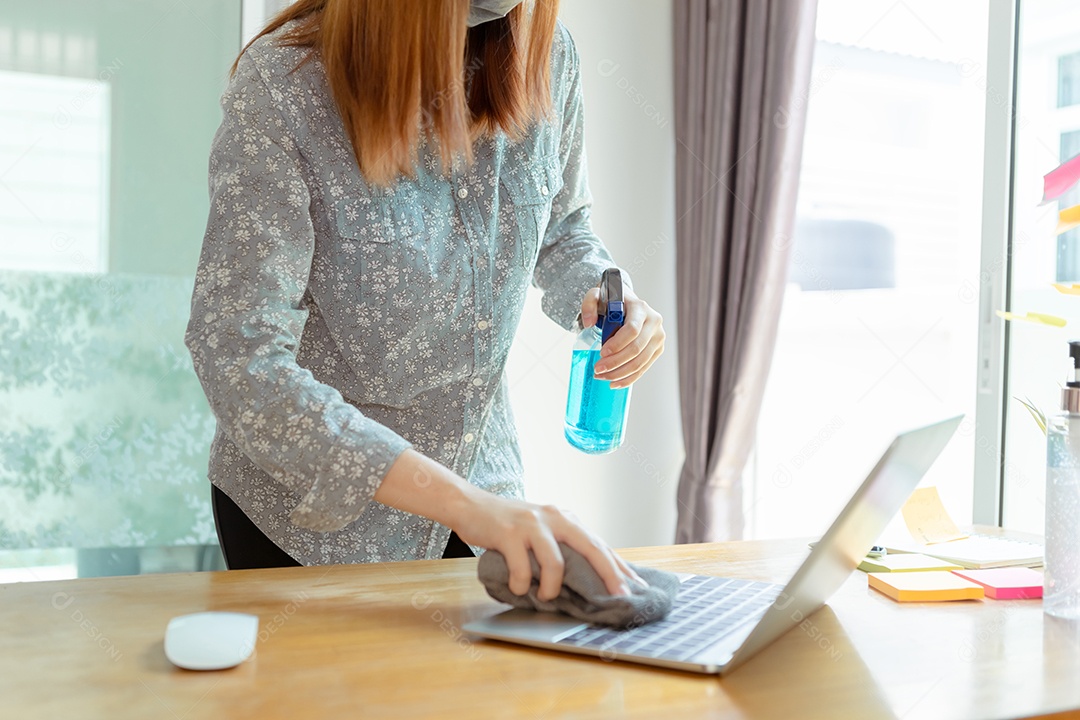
[{"xmin": 597, "ymin": 269, "xmax": 624, "ymax": 346}]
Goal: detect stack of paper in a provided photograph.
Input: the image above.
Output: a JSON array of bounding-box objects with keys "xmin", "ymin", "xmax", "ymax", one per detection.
[{"xmin": 885, "ymin": 535, "xmax": 1044, "ymax": 570}]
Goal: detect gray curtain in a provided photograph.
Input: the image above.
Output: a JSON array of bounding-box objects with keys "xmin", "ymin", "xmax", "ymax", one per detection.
[{"xmin": 673, "ymin": 0, "xmax": 818, "ymax": 543}]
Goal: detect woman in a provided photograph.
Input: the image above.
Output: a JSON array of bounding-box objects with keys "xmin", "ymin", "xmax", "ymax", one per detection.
[{"xmin": 185, "ymin": 0, "xmax": 666, "ymax": 602}]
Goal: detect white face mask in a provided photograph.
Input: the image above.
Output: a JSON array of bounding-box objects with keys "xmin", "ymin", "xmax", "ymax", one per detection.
[{"xmin": 467, "ymin": 0, "xmax": 525, "ymax": 27}]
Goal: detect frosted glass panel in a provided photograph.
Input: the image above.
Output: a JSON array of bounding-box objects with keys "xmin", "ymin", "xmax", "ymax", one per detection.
[
  {"xmin": 0, "ymin": 271, "xmax": 215, "ymax": 547},
  {"xmin": 0, "ymin": 0, "xmax": 241, "ymax": 580}
]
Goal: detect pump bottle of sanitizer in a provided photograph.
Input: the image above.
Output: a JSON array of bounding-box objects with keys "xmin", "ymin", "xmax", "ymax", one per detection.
[{"xmin": 1045, "ymin": 340, "xmax": 1080, "ymax": 618}]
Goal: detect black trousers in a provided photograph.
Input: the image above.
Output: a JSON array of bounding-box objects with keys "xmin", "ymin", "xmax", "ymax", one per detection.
[{"xmin": 211, "ymin": 485, "xmax": 474, "ymax": 570}]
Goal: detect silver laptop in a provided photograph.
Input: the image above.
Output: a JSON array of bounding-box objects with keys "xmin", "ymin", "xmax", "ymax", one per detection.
[{"xmin": 464, "ymin": 416, "xmax": 963, "ymax": 675}]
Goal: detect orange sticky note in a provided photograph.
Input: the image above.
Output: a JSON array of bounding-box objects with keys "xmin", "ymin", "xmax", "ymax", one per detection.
[
  {"xmin": 869, "ymin": 571, "xmax": 984, "ymax": 602},
  {"xmin": 901, "ymin": 487, "xmax": 968, "ymax": 545},
  {"xmin": 1057, "ymin": 204, "xmax": 1080, "ymax": 235}
]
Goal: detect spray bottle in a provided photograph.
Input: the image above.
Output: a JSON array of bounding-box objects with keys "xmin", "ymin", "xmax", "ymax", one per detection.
[{"xmin": 564, "ymin": 269, "xmax": 632, "ymax": 454}]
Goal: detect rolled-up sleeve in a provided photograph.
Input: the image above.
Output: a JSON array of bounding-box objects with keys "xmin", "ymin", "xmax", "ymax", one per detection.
[
  {"xmin": 532, "ymin": 28, "xmax": 631, "ymax": 331},
  {"xmin": 185, "ymin": 53, "xmax": 412, "ymax": 533}
]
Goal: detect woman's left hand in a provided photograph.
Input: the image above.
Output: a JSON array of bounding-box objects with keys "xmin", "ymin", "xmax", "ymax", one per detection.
[{"xmin": 580, "ymin": 286, "xmax": 665, "ymax": 389}]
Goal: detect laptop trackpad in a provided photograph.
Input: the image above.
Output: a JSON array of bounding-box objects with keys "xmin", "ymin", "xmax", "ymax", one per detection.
[{"xmin": 465, "ymin": 608, "xmax": 589, "ymax": 643}]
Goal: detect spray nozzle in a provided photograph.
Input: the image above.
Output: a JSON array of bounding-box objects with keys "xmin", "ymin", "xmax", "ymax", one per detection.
[
  {"xmin": 1069, "ymin": 341, "xmax": 1080, "ymax": 388},
  {"xmin": 597, "ymin": 269, "xmax": 624, "ymax": 345}
]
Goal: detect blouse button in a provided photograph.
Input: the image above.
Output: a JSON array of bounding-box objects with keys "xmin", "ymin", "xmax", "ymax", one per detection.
[
  {"xmin": 476, "ymin": 320, "xmax": 489, "ymax": 330},
  {"xmin": 541, "ymin": 185, "xmax": 549, "ymax": 196},
  {"xmin": 472, "ymin": 377, "xmax": 484, "ymax": 387},
  {"xmin": 457, "ymin": 187, "xmax": 469, "ymax": 199},
  {"xmin": 463, "ymin": 432, "xmax": 475, "ymax": 443}
]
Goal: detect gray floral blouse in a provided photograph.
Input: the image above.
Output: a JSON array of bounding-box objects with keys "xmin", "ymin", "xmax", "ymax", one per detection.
[{"xmin": 184, "ymin": 20, "xmax": 626, "ymax": 565}]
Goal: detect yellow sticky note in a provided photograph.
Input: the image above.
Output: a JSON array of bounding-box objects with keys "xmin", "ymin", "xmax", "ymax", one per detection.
[
  {"xmin": 858, "ymin": 553, "xmax": 963, "ymax": 573},
  {"xmin": 996, "ymin": 310, "xmax": 1067, "ymax": 327},
  {"xmin": 901, "ymin": 487, "xmax": 968, "ymax": 545},
  {"xmin": 1057, "ymin": 204, "xmax": 1080, "ymax": 235},
  {"xmin": 1052, "ymin": 283, "xmax": 1080, "ymax": 296}
]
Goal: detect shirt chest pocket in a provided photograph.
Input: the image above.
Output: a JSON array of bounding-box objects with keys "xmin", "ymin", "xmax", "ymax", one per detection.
[
  {"xmin": 328, "ymin": 194, "xmax": 473, "ymax": 406},
  {"xmin": 499, "ymin": 155, "xmax": 564, "ymax": 269},
  {"xmin": 335, "ymin": 195, "xmax": 430, "ymax": 305}
]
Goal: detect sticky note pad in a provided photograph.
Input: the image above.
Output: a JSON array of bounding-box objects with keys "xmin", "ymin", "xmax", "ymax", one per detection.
[
  {"xmin": 1042, "ymin": 153, "xmax": 1080, "ymax": 204},
  {"xmin": 1058, "ymin": 204, "xmax": 1080, "ymax": 235},
  {"xmin": 859, "ymin": 553, "xmax": 963, "ymax": 573},
  {"xmin": 952, "ymin": 568, "xmax": 1044, "ymax": 600},
  {"xmin": 868, "ymin": 571, "xmax": 984, "ymax": 602},
  {"xmin": 901, "ymin": 487, "xmax": 968, "ymax": 544}
]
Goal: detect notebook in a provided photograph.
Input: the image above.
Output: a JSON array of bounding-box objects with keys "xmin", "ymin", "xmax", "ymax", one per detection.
[
  {"xmin": 858, "ymin": 553, "xmax": 962, "ymax": 573},
  {"xmin": 883, "ymin": 533, "xmax": 1044, "ymax": 569},
  {"xmin": 952, "ymin": 568, "xmax": 1044, "ymax": 599},
  {"xmin": 881, "ymin": 486, "xmax": 1044, "ymax": 568},
  {"xmin": 868, "ymin": 571, "xmax": 984, "ymax": 602}
]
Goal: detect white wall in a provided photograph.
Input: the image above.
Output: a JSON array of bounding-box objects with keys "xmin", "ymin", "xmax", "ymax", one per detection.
[{"xmin": 506, "ymin": 0, "xmax": 680, "ymax": 549}]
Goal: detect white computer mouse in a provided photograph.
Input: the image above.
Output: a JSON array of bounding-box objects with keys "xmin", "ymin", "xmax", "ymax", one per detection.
[{"xmin": 164, "ymin": 611, "xmax": 259, "ymax": 671}]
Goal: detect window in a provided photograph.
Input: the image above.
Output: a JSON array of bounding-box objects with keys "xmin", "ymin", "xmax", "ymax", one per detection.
[
  {"xmin": 1056, "ymin": 130, "xmax": 1080, "ymax": 281},
  {"xmin": 0, "ymin": 70, "xmax": 109, "ymax": 272},
  {"xmin": 0, "ymin": 0, "xmax": 241, "ymax": 582},
  {"xmin": 749, "ymin": 0, "xmax": 990, "ymax": 539},
  {"xmin": 1057, "ymin": 50, "xmax": 1080, "ymax": 108},
  {"xmin": 1003, "ymin": 0, "xmax": 1080, "ymax": 534}
]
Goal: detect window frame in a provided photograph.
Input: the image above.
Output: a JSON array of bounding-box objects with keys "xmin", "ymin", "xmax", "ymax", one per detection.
[{"xmin": 974, "ymin": 0, "xmax": 1020, "ymax": 526}]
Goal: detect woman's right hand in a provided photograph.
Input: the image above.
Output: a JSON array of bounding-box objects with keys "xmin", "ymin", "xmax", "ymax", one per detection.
[
  {"xmin": 374, "ymin": 448, "xmax": 642, "ymax": 601},
  {"xmin": 448, "ymin": 490, "xmax": 644, "ymax": 601}
]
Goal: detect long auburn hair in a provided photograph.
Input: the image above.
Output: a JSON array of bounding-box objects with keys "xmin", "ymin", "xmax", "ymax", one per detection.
[{"xmin": 236, "ymin": 0, "xmax": 560, "ymax": 187}]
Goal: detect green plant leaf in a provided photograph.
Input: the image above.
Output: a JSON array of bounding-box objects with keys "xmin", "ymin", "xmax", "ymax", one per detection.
[{"xmin": 1015, "ymin": 396, "xmax": 1047, "ymax": 436}]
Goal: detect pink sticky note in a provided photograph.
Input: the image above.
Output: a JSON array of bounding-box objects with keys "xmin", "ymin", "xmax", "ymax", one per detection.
[
  {"xmin": 1042, "ymin": 154, "xmax": 1080, "ymax": 205},
  {"xmin": 952, "ymin": 568, "xmax": 1043, "ymax": 600}
]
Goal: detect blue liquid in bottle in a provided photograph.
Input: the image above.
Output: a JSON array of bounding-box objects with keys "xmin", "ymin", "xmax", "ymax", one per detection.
[{"xmin": 564, "ymin": 332, "xmax": 632, "ymax": 454}]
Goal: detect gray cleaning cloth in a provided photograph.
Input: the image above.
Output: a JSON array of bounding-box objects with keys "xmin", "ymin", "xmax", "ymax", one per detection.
[{"xmin": 477, "ymin": 542, "xmax": 681, "ymax": 628}]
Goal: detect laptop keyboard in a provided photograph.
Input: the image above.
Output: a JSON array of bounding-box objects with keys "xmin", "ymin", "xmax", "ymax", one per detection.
[{"xmin": 556, "ymin": 575, "xmax": 783, "ymax": 663}]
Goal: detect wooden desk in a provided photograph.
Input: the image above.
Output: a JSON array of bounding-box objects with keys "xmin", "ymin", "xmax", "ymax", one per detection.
[{"xmin": 3, "ymin": 538, "xmax": 1079, "ymax": 720}]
